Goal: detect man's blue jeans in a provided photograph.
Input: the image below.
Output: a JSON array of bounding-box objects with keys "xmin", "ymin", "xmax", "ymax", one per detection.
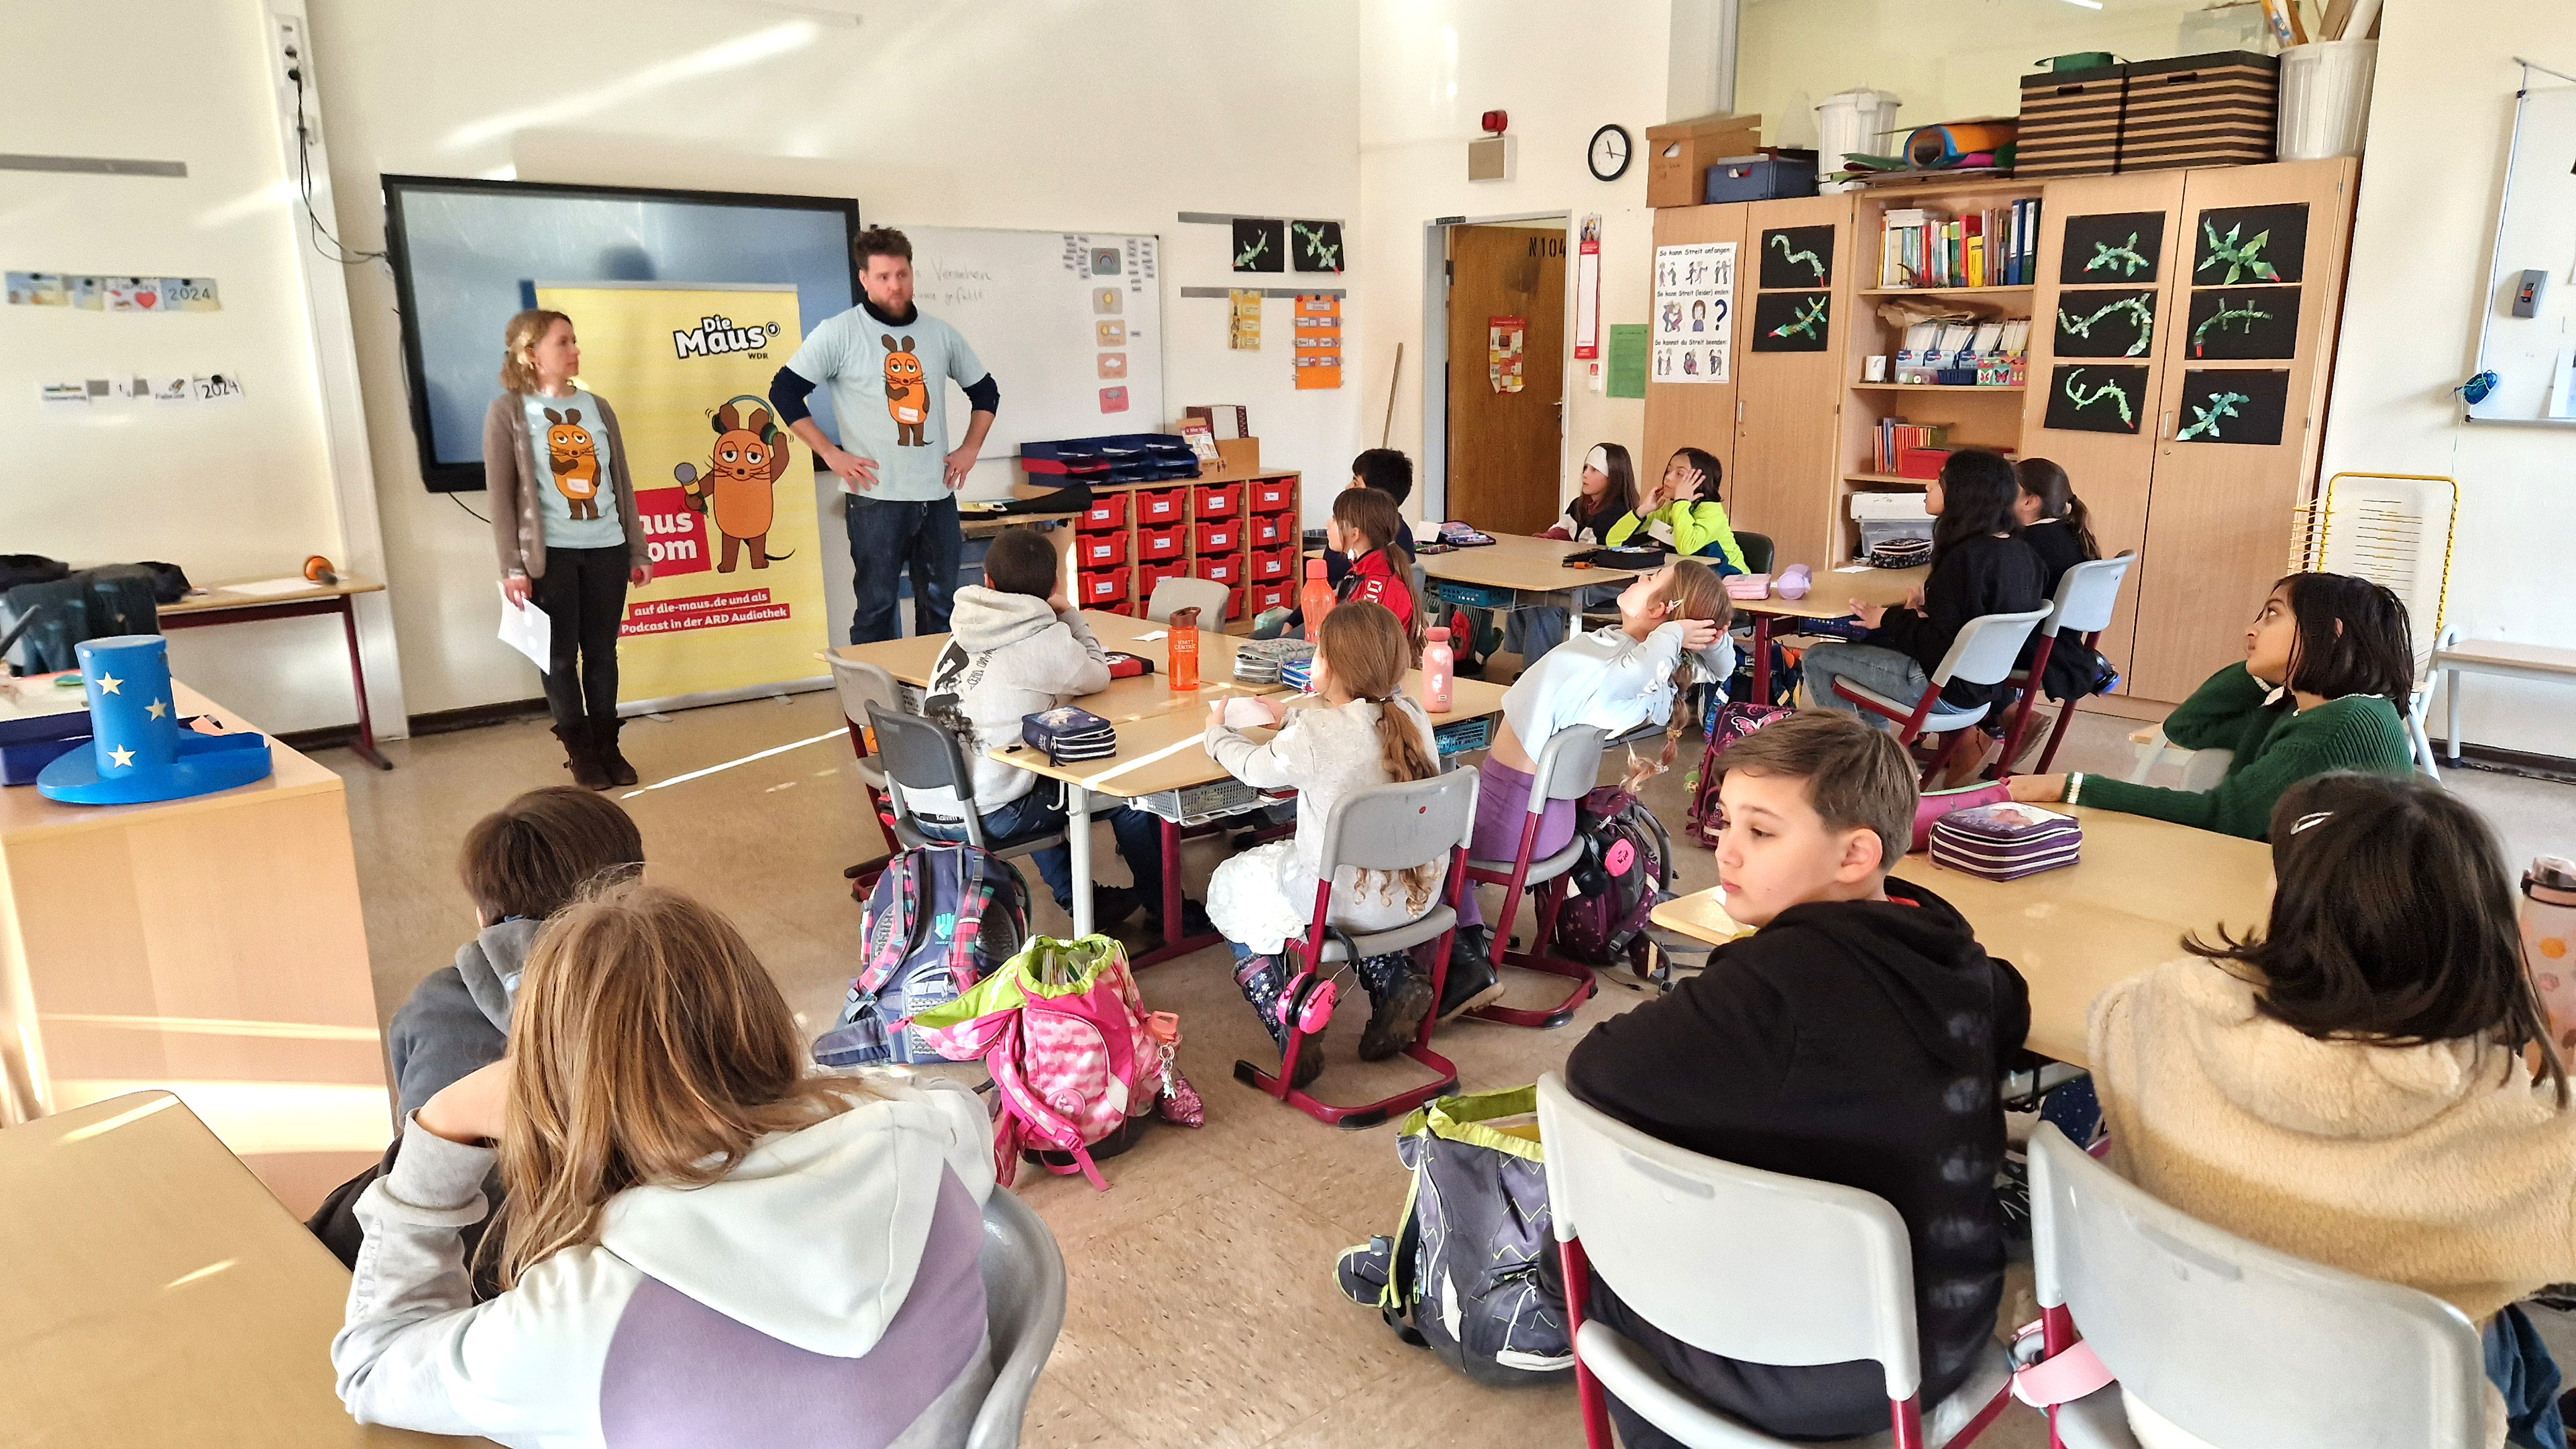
[
  {"xmin": 847, "ymin": 494, "xmax": 962, "ymax": 645},
  {"xmin": 915, "ymin": 788, "xmax": 1168, "ymax": 914}
]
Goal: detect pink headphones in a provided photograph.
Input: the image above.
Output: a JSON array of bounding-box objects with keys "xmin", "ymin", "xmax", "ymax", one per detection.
[{"xmin": 1279, "ymin": 969, "xmax": 1340, "ymax": 1036}]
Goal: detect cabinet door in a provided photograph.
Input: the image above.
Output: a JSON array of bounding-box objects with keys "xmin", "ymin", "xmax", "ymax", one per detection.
[
  {"xmin": 1644, "ymin": 205, "xmax": 1746, "ymax": 513},
  {"xmin": 2128, "ymin": 158, "xmax": 2359, "ymax": 702},
  {"xmin": 1731, "ymin": 192, "xmax": 1856, "ymax": 572},
  {"xmin": 2021, "ymin": 170, "xmax": 2188, "ymax": 694}
]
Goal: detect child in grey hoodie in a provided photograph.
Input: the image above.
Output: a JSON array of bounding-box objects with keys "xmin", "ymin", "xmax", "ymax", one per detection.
[{"xmin": 912, "ymin": 528, "xmax": 1193, "ymax": 932}]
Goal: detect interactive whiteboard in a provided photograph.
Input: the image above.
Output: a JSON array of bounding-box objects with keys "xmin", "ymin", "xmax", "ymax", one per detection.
[
  {"xmin": 2471, "ymin": 84, "xmax": 2576, "ymax": 426},
  {"xmin": 896, "ymin": 226, "xmax": 1165, "ymax": 455}
]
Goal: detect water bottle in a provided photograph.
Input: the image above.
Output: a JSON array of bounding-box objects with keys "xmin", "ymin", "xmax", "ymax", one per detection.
[
  {"xmin": 1422, "ymin": 626, "xmax": 1455, "ymax": 712},
  {"xmin": 2525, "ymin": 856, "xmax": 2576, "ymax": 1053},
  {"xmin": 1298, "ymin": 558, "xmax": 1336, "ymax": 639},
  {"xmin": 1169, "ymin": 606, "xmax": 1200, "ymax": 692}
]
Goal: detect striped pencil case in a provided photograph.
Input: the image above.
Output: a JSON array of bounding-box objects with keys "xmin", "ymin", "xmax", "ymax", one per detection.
[{"xmin": 1929, "ymin": 803, "xmax": 2082, "ymax": 881}]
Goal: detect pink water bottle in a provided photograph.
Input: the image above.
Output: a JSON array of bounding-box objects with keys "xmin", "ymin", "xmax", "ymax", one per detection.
[{"xmin": 1422, "ymin": 626, "xmax": 1455, "ymax": 712}]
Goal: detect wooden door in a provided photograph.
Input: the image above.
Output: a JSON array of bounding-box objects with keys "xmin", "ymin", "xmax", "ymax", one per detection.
[
  {"xmin": 1731, "ymin": 193, "xmax": 1856, "ymax": 572},
  {"xmin": 1643, "ymin": 204, "xmax": 1746, "ymax": 511},
  {"xmin": 2019, "ymin": 169, "xmax": 2189, "ymax": 695},
  {"xmin": 1446, "ymin": 225, "xmax": 1568, "ymax": 535},
  {"xmin": 2128, "ymin": 158, "xmax": 2359, "ymax": 703}
]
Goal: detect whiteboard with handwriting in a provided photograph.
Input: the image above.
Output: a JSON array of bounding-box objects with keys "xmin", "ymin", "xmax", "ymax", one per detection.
[{"xmin": 896, "ymin": 226, "xmax": 1165, "ymax": 456}]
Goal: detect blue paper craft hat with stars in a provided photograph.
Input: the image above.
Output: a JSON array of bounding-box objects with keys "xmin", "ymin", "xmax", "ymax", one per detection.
[{"xmin": 37, "ymin": 635, "xmax": 272, "ymax": 805}]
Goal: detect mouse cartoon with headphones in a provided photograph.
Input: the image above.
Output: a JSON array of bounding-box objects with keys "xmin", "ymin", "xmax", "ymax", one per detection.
[{"xmin": 672, "ymin": 396, "xmax": 796, "ymax": 572}]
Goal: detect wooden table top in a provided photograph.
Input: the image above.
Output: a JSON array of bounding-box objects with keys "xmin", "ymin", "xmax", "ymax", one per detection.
[
  {"xmin": 992, "ymin": 672, "xmax": 1511, "ymax": 800},
  {"xmin": 0, "ymin": 680, "xmax": 343, "ymax": 844},
  {"xmin": 159, "ymin": 575, "xmax": 384, "ymax": 616},
  {"xmin": 0, "ymin": 1091, "xmax": 490, "ymax": 1446},
  {"xmin": 1648, "ymin": 808, "xmax": 2273, "ymax": 1068},
  {"xmin": 1418, "ymin": 535, "xmax": 1652, "ymax": 595},
  {"xmin": 1732, "ymin": 565, "xmax": 1926, "ymax": 622},
  {"xmin": 2435, "ymin": 639, "xmax": 2576, "ymax": 677},
  {"xmin": 833, "ymin": 611, "xmax": 1281, "ymax": 719}
]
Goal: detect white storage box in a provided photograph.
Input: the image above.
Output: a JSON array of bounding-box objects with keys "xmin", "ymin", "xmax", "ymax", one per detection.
[
  {"xmin": 1851, "ymin": 491, "xmax": 1933, "ymax": 522},
  {"xmin": 1855, "ymin": 519, "xmax": 1932, "ymax": 560}
]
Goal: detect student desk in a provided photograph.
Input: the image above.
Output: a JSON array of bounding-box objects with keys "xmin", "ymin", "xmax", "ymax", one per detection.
[
  {"xmin": 160, "ymin": 576, "xmax": 392, "ymax": 771},
  {"xmin": 0, "ymin": 1091, "xmax": 492, "ymax": 1447},
  {"xmin": 0, "ymin": 680, "xmax": 390, "ymax": 1216},
  {"xmin": 1416, "ymin": 536, "xmax": 1652, "ymax": 646},
  {"xmin": 2432, "ymin": 638, "xmax": 2576, "ymax": 765},
  {"xmin": 989, "ymin": 673, "xmax": 1510, "ymax": 955},
  {"xmin": 1648, "ymin": 808, "xmax": 2272, "ymax": 1068},
  {"xmin": 831, "ymin": 610, "xmax": 1283, "ymax": 719},
  {"xmin": 1730, "ymin": 565, "xmax": 1926, "ymax": 703}
]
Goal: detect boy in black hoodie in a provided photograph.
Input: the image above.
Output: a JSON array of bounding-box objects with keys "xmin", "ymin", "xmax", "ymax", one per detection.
[{"xmin": 1556, "ymin": 710, "xmax": 2028, "ymax": 1444}]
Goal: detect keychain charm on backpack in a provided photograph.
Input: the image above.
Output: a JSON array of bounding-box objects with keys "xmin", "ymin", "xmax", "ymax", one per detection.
[{"xmin": 1146, "ymin": 1010, "xmax": 1205, "ymax": 1128}]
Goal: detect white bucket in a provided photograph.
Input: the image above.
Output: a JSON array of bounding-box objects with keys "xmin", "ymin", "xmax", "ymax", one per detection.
[
  {"xmin": 2277, "ymin": 40, "xmax": 2377, "ymax": 160},
  {"xmin": 1816, "ymin": 89, "xmax": 1902, "ymax": 192}
]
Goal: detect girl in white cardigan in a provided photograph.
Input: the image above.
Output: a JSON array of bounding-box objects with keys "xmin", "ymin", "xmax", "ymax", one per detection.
[
  {"xmin": 1204, "ymin": 601, "xmax": 1444, "ymax": 1086},
  {"xmin": 2091, "ymin": 771, "xmax": 2576, "ymax": 1449}
]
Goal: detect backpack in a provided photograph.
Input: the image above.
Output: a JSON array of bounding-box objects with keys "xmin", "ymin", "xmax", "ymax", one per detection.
[
  {"xmin": 811, "ymin": 843, "xmax": 1030, "ymax": 1067},
  {"xmin": 1551, "ymin": 786, "xmax": 1670, "ymax": 973},
  {"xmin": 908, "ymin": 934, "xmax": 1191, "ymax": 1191},
  {"xmin": 1335, "ymin": 1085, "xmax": 1572, "ymax": 1387},
  {"xmin": 1682, "ymin": 700, "xmax": 1793, "ymax": 847}
]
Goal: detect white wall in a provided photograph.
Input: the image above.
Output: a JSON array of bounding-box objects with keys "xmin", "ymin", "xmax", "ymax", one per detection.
[
  {"xmin": 0, "ymin": 1, "xmax": 381, "ymax": 735},
  {"xmin": 1356, "ymin": 0, "xmax": 1676, "ymax": 520},
  {"xmin": 2322, "ymin": 7, "xmax": 2576, "ymax": 758},
  {"xmin": 301, "ymin": 0, "xmax": 1361, "ymax": 714}
]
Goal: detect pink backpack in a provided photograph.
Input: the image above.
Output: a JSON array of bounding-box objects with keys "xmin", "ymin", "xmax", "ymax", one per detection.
[{"xmin": 907, "ymin": 934, "xmax": 1198, "ymax": 1190}]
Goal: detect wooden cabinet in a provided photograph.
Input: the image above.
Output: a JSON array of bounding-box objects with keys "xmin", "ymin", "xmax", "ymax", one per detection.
[{"xmin": 1643, "ymin": 158, "xmax": 2358, "ymax": 708}]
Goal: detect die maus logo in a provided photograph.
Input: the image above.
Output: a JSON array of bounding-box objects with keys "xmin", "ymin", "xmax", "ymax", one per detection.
[{"xmin": 672, "ymin": 315, "xmax": 781, "ymax": 360}]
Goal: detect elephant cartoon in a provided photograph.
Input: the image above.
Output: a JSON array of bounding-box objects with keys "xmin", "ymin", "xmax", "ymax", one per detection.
[
  {"xmin": 672, "ymin": 398, "xmax": 795, "ymax": 572},
  {"xmin": 543, "ymin": 408, "xmax": 601, "ymax": 520},
  {"xmin": 881, "ymin": 333, "xmax": 929, "ymax": 447}
]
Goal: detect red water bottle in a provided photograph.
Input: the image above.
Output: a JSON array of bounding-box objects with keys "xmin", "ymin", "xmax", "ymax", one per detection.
[
  {"xmin": 1169, "ymin": 606, "xmax": 1201, "ymax": 692},
  {"xmin": 1299, "ymin": 558, "xmax": 1336, "ymax": 639},
  {"xmin": 1422, "ymin": 626, "xmax": 1455, "ymax": 712}
]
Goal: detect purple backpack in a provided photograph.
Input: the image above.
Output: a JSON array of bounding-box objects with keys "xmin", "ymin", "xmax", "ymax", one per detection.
[
  {"xmin": 1551, "ymin": 786, "xmax": 1671, "ymax": 973},
  {"xmin": 812, "ymin": 843, "xmax": 1028, "ymax": 1067}
]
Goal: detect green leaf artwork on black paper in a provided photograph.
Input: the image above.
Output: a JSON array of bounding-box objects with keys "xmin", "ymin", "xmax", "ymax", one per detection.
[
  {"xmin": 1769, "ymin": 231, "xmax": 1827, "ymax": 285},
  {"xmin": 1291, "ymin": 222, "xmax": 1341, "ymax": 270},
  {"xmin": 2177, "ymin": 390, "xmax": 2250, "ymax": 440},
  {"xmin": 1767, "ymin": 295, "xmax": 1829, "ymax": 342},
  {"xmin": 2192, "ymin": 297, "xmax": 2274, "ymax": 357},
  {"xmin": 2198, "ymin": 221, "xmax": 2279, "ymax": 285},
  {"xmin": 2086, "ymin": 233, "xmax": 2151, "ymax": 278},
  {"xmin": 2057, "ymin": 295, "xmax": 2157, "ymax": 358},
  {"xmin": 2062, "ymin": 368, "xmax": 2137, "ymax": 427},
  {"xmin": 1234, "ymin": 232, "xmax": 1271, "ymax": 268}
]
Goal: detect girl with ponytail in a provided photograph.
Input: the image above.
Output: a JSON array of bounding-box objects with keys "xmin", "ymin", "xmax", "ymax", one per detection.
[
  {"xmin": 1201, "ymin": 602, "xmax": 1446, "ymax": 1085},
  {"xmin": 2012, "ymin": 458, "xmax": 2100, "ymax": 595}
]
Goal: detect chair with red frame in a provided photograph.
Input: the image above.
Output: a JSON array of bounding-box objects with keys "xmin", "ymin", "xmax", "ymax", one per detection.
[
  {"xmin": 1989, "ymin": 555, "xmax": 2134, "ymax": 780},
  {"xmin": 829, "ymin": 653, "xmax": 905, "ymax": 899},
  {"xmin": 2023, "ymin": 1122, "xmax": 2486, "ymax": 1449},
  {"xmin": 1536, "ymin": 1073, "xmax": 2017, "ymax": 1449},
  {"xmin": 1825, "ymin": 606, "xmax": 2051, "ymax": 787},
  {"xmin": 1234, "ymin": 767, "xmax": 1478, "ymax": 1129},
  {"xmin": 1460, "ymin": 724, "xmax": 1608, "ymax": 1031}
]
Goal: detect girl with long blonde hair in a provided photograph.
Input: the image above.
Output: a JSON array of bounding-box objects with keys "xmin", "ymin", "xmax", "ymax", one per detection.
[
  {"xmin": 1201, "ymin": 602, "xmax": 1446, "ymax": 1084},
  {"xmin": 334, "ymin": 880, "xmax": 998, "ymax": 1446}
]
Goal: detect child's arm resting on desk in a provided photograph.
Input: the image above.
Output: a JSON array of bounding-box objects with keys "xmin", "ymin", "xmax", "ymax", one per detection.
[
  {"xmin": 2157, "ymin": 662, "xmax": 2272, "ymax": 751},
  {"xmin": 1203, "ymin": 710, "xmax": 1316, "ymax": 792},
  {"xmin": 2075, "ymin": 719, "xmax": 2340, "ymax": 840},
  {"xmin": 333, "ymin": 1116, "xmax": 629, "ymax": 1438}
]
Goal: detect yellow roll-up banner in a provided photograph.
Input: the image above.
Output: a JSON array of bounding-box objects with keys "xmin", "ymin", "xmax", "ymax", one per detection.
[{"xmin": 537, "ymin": 282, "xmax": 825, "ymax": 706}]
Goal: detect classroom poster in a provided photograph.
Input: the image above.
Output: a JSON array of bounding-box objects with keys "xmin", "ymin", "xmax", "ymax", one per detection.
[
  {"xmin": 534, "ymin": 282, "xmax": 828, "ymax": 706},
  {"xmin": 1488, "ymin": 315, "xmax": 1525, "ymax": 393},
  {"xmin": 1294, "ymin": 292, "xmax": 1342, "ymax": 389},
  {"xmin": 1652, "ymin": 241, "xmax": 1734, "ymax": 383}
]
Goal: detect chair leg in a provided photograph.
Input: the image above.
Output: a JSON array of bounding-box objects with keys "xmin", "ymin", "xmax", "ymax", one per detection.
[
  {"xmin": 1133, "ymin": 816, "xmax": 1222, "ymax": 969},
  {"xmin": 2033, "ymin": 694, "xmax": 2083, "ymax": 775},
  {"xmin": 1466, "ymin": 875, "xmax": 1597, "ymax": 1030},
  {"xmin": 1234, "ymin": 924, "xmax": 1462, "ymax": 1130},
  {"xmin": 1559, "ymin": 1238, "xmax": 1618, "ymax": 1449}
]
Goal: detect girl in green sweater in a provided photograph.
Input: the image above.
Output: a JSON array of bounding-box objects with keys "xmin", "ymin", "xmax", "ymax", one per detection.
[{"xmin": 2006, "ymin": 572, "xmax": 2418, "ymax": 839}]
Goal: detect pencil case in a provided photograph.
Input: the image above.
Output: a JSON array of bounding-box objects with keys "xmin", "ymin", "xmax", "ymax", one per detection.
[
  {"xmin": 1022, "ymin": 706, "xmax": 1118, "ymax": 765},
  {"xmin": 1101, "ymin": 651, "xmax": 1155, "ymax": 680},
  {"xmin": 1929, "ymin": 802, "xmax": 2082, "ymax": 880}
]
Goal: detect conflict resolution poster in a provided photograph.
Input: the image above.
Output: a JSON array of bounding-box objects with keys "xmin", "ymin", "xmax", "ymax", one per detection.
[{"xmin": 538, "ymin": 282, "xmax": 828, "ymax": 706}]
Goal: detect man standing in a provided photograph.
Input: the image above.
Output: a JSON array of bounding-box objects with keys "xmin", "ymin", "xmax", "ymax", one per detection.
[{"xmin": 770, "ymin": 227, "xmax": 999, "ymax": 643}]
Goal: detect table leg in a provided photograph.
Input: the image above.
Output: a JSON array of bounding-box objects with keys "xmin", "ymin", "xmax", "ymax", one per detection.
[
  {"xmin": 1066, "ymin": 782, "xmax": 1093, "ymax": 938},
  {"xmin": 1751, "ymin": 614, "xmax": 1774, "ymax": 704},
  {"xmin": 2447, "ymin": 667, "xmax": 2462, "ymax": 765},
  {"xmin": 338, "ymin": 597, "xmax": 392, "ymax": 771}
]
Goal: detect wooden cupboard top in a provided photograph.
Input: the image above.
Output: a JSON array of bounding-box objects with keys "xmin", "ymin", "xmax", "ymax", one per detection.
[
  {"xmin": 0, "ymin": 682, "xmax": 343, "ymax": 845},
  {"xmin": 0, "ymin": 1092, "xmax": 492, "ymax": 1447}
]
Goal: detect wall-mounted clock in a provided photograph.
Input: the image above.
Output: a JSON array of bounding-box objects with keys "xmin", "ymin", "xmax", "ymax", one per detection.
[{"xmin": 1588, "ymin": 123, "xmax": 1631, "ymax": 182}]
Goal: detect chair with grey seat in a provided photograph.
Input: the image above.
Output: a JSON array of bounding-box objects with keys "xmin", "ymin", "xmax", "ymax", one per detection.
[
  {"xmin": 2023, "ymin": 1122, "xmax": 2487, "ymax": 1449},
  {"xmin": 1460, "ymin": 724, "xmax": 1608, "ymax": 1031},
  {"xmin": 1146, "ymin": 576, "xmax": 1230, "ymax": 625},
  {"xmin": 964, "ymin": 1189, "xmax": 1069, "ymax": 1449},
  {"xmin": 866, "ymin": 703, "xmax": 1068, "ymax": 868},
  {"xmin": 829, "ymin": 653, "xmax": 905, "ymax": 895}
]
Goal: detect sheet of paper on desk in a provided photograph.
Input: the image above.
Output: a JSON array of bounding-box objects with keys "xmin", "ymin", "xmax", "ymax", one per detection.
[
  {"xmin": 499, "ymin": 585, "xmax": 551, "ymax": 672},
  {"xmin": 1832, "ymin": 565, "xmax": 1876, "ymax": 574},
  {"xmin": 217, "ymin": 577, "xmax": 314, "ymax": 598}
]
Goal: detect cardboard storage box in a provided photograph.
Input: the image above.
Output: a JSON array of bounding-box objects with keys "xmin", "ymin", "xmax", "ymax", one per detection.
[{"xmin": 1646, "ymin": 112, "xmax": 1763, "ymax": 208}]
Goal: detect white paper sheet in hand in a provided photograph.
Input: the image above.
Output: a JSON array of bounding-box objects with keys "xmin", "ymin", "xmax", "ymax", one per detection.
[{"xmin": 499, "ymin": 585, "xmax": 550, "ymax": 672}]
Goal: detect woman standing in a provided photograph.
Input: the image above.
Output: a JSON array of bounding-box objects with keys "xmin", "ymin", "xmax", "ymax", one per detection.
[{"xmin": 484, "ymin": 309, "xmax": 651, "ymax": 790}]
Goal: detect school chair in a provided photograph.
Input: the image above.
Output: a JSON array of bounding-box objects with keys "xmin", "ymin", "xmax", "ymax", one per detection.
[
  {"xmin": 1536, "ymin": 1073, "xmax": 2017, "ymax": 1449},
  {"xmin": 1146, "ymin": 576, "xmax": 1230, "ymax": 624},
  {"xmin": 2022, "ymin": 1124, "xmax": 2486, "ymax": 1449},
  {"xmin": 866, "ymin": 704, "xmax": 1070, "ymax": 869},
  {"xmin": 1462, "ymin": 725, "xmax": 1608, "ymax": 1031},
  {"xmin": 1993, "ymin": 555, "xmax": 2135, "ymax": 777},
  {"xmin": 967, "ymin": 1190, "xmax": 1067, "ymax": 1449},
  {"xmin": 1734, "ymin": 531, "xmax": 1776, "ymax": 576},
  {"xmin": 1234, "ymin": 767, "xmax": 1477, "ymax": 1130},
  {"xmin": 831, "ymin": 654, "xmax": 904, "ymax": 895},
  {"xmin": 1826, "ymin": 606, "xmax": 2051, "ymax": 786}
]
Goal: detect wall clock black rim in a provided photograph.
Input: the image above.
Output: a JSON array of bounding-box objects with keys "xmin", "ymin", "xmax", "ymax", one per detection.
[{"xmin": 1589, "ymin": 123, "xmax": 1632, "ymax": 182}]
